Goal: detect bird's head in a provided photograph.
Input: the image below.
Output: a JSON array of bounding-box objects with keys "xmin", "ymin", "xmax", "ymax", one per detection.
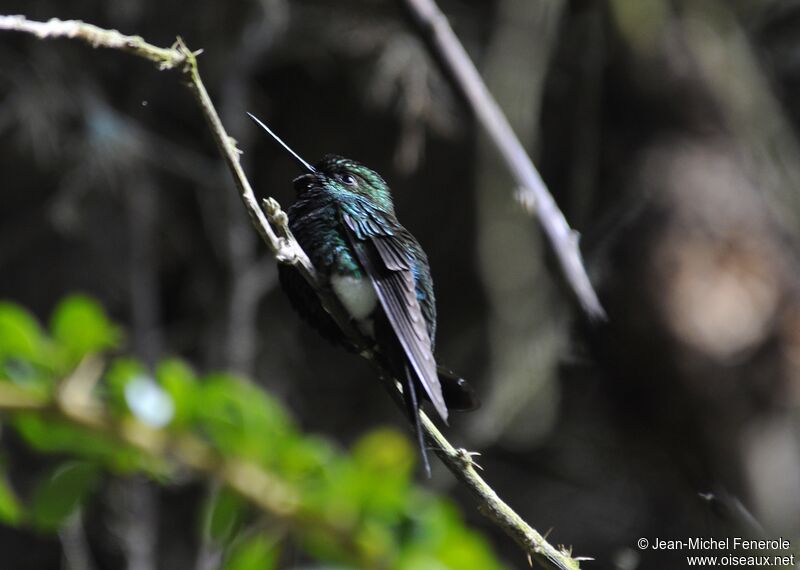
[
  {"xmin": 247, "ymin": 113, "xmax": 395, "ymax": 213},
  {"xmin": 294, "ymin": 155, "xmax": 395, "ymax": 213}
]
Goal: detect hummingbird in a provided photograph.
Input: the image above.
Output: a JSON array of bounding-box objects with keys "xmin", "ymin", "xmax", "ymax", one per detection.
[{"xmin": 247, "ymin": 113, "xmax": 477, "ymax": 476}]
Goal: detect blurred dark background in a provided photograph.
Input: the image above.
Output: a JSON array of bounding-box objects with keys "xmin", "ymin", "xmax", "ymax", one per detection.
[{"xmin": 2, "ymin": 0, "xmax": 800, "ymax": 568}]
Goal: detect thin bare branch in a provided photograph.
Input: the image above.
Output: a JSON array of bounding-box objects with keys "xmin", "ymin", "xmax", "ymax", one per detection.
[
  {"xmin": 421, "ymin": 416, "xmax": 582, "ymax": 570},
  {"xmin": 0, "ymin": 15, "xmax": 184, "ymax": 68},
  {"xmin": 0, "ymin": 15, "xmax": 583, "ymax": 570},
  {"xmin": 398, "ymin": 0, "xmax": 606, "ymax": 320}
]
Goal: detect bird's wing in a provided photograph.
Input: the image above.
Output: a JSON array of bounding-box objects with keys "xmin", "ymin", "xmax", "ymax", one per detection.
[{"xmin": 342, "ymin": 211, "xmax": 448, "ymax": 422}]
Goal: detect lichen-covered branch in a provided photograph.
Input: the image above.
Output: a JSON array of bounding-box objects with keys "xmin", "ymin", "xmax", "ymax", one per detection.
[
  {"xmin": 0, "ymin": 15, "xmax": 583, "ymax": 570},
  {"xmin": 398, "ymin": 0, "xmax": 606, "ymax": 321},
  {"xmin": 0, "ymin": 15, "xmax": 184, "ymax": 68},
  {"xmin": 420, "ymin": 416, "xmax": 585, "ymax": 570}
]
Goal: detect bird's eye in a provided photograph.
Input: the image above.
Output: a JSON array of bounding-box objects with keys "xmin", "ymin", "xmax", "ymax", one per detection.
[{"xmin": 341, "ymin": 173, "xmax": 357, "ymax": 186}]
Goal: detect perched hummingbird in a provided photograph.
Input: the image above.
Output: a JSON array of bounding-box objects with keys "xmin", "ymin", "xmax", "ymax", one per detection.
[{"xmin": 247, "ymin": 113, "xmax": 477, "ymax": 476}]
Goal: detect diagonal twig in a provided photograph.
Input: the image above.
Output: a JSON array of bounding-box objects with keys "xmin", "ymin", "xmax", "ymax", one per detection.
[
  {"xmin": 0, "ymin": 15, "xmax": 583, "ymax": 570},
  {"xmin": 398, "ymin": 0, "xmax": 606, "ymax": 321}
]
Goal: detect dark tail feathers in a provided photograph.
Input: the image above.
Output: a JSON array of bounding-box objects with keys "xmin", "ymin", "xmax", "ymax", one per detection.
[{"xmin": 437, "ymin": 366, "xmax": 480, "ymax": 412}]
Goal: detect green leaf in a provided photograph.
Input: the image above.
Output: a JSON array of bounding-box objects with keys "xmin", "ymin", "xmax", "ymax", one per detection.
[
  {"xmin": 195, "ymin": 374, "xmax": 294, "ymax": 465},
  {"xmin": 30, "ymin": 461, "xmax": 100, "ymax": 530},
  {"xmin": 0, "ymin": 303, "xmax": 46, "ymax": 362},
  {"xmin": 50, "ymin": 295, "xmax": 120, "ymax": 362},
  {"xmin": 352, "ymin": 429, "xmax": 414, "ymax": 477},
  {"xmin": 13, "ymin": 415, "xmax": 147, "ymax": 474},
  {"xmin": 404, "ymin": 500, "xmax": 507, "ymax": 570},
  {"xmin": 0, "ymin": 472, "xmax": 22, "ymax": 525},
  {"xmin": 205, "ymin": 486, "xmax": 247, "ymax": 544},
  {"xmin": 157, "ymin": 359, "xmax": 197, "ymax": 429},
  {"xmin": 396, "ymin": 548, "xmax": 449, "ymax": 570},
  {"xmin": 105, "ymin": 358, "xmax": 146, "ymax": 417},
  {"xmin": 280, "ymin": 435, "xmax": 336, "ymax": 479},
  {"xmin": 435, "ymin": 529, "xmax": 505, "ymax": 570},
  {"xmin": 348, "ymin": 429, "xmax": 414, "ymax": 517},
  {"xmin": 223, "ymin": 534, "xmax": 279, "ymax": 570}
]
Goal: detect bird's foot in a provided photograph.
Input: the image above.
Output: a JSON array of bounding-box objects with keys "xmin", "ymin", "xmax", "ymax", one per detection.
[{"xmin": 455, "ymin": 448, "xmax": 483, "ymax": 471}]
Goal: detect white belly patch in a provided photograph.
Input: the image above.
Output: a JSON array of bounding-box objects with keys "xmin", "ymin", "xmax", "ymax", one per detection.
[{"xmin": 331, "ymin": 273, "xmax": 378, "ymax": 322}]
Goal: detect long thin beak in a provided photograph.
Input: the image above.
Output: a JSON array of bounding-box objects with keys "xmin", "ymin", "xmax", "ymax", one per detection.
[{"xmin": 246, "ymin": 112, "xmax": 316, "ymax": 173}]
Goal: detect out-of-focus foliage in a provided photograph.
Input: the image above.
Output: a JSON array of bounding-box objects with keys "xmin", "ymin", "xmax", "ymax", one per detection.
[{"xmin": 0, "ymin": 296, "xmax": 505, "ymax": 570}]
